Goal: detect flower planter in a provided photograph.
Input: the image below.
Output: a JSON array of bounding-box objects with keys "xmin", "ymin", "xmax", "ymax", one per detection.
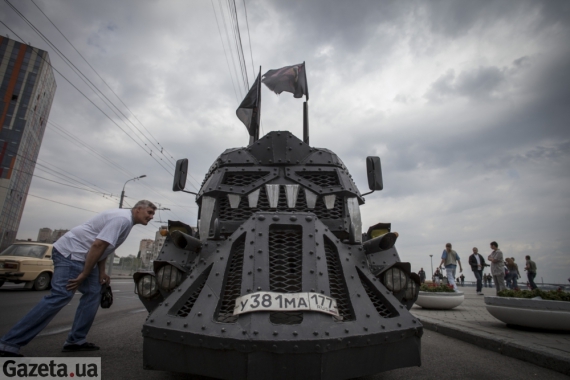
[
  {"xmin": 485, "ymin": 296, "xmax": 570, "ymax": 330},
  {"xmin": 415, "ymin": 291, "xmax": 464, "ymax": 310}
]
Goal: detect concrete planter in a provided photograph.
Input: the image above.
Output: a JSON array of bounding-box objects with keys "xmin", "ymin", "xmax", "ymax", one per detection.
[
  {"xmin": 415, "ymin": 291, "xmax": 464, "ymax": 310},
  {"xmin": 485, "ymin": 296, "xmax": 570, "ymax": 330}
]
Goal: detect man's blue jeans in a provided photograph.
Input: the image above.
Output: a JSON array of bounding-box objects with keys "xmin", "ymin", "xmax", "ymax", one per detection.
[
  {"xmin": 0, "ymin": 249, "xmax": 100, "ymax": 353},
  {"xmin": 528, "ymin": 272, "xmax": 537, "ymax": 290},
  {"xmin": 473, "ymin": 270, "xmax": 483, "ymax": 292}
]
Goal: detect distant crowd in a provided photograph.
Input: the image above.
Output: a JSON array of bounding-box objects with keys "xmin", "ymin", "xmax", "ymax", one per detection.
[{"xmin": 416, "ymin": 242, "xmax": 538, "ymax": 295}]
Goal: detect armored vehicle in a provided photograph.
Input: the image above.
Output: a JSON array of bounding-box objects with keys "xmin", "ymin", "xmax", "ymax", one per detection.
[{"xmin": 133, "ymin": 130, "xmax": 422, "ymax": 379}]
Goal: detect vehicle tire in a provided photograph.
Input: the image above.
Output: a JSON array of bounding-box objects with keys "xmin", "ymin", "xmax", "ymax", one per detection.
[{"xmin": 33, "ymin": 272, "xmax": 51, "ymax": 291}]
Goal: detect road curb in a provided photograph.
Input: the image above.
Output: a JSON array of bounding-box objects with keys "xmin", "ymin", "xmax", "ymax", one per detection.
[{"xmin": 417, "ymin": 315, "xmax": 570, "ymax": 376}]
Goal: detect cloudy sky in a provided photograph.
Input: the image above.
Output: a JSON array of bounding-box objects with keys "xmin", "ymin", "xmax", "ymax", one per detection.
[{"xmin": 1, "ymin": 0, "xmax": 569, "ymax": 283}]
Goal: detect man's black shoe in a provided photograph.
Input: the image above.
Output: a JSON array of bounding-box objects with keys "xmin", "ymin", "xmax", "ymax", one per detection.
[
  {"xmin": 62, "ymin": 342, "xmax": 100, "ymax": 352},
  {"xmin": 0, "ymin": 349, "xmax": 23, "ymax": 357}
]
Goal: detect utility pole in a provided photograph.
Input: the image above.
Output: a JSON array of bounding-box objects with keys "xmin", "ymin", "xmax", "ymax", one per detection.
[
  {"xmin": 119, "ymin": 175, "xmax": 147, "ymax": 208},
  {"xmin": 429, "ymin": 254, "xmax": 433, "ymax": 282}
]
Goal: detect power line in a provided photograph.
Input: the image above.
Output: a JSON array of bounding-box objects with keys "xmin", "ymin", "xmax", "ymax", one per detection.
[
  {"xmin": 211, "ymin": 0, "xmax": 240, "ymax": 104},
  {"xmin": 30, "ymin": 0, "xmax": 179, "ymax": 165},
  {"xmin": 0, "ymin": 14, "xmax": 174, "ymax": 176},
  {"xmin": 242, "ymin": 0, "xmax": 256, "ymax": 81},
  {"xmin": 0, "ymin": 184, "xmax": 98, "ymax": 213}
]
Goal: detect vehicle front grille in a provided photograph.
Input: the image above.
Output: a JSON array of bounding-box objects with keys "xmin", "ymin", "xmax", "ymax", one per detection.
[
  {"xmin": 174, "ymin": 265, "xmax": 212, "ymax": 317},
  {"xmin": 324, "ymin": 237, "xmax": 355, "ymax": 321},
  {"xmin": 357, "ymin": 269, "xmax": 397, "ymax": 319},
  {"xmin": 296, "ymin": 171, "xmax": 340, "ymax": 188},
  {"xmin": 217, "ymin": 185, "xmax": 343, "ymax": 222},
  {"xmin": 215, "ymin": 236, "xmax": 245, "ymax": 323},
  {"xmin": 269, "ymin": 226, "xmax": 303, "ymax": 325},
  {"xmin": 222, "ymin": 172, "xmax": 269, "ymax": 187}
]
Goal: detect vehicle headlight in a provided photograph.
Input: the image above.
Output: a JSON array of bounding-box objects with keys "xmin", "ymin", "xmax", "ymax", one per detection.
[
  {"xmin": 404, "ymin": 279, "xmax": 418, "ymax": 301},
  {"xmin": 383, "ymin": 267, "xmax": 408, "ymax": 293},
  {"xmin": 137, "ymin": 275, "xmax": 158, "ymax": 298},
  {"xmin": 156, "ymin": 265, "xmax": 183, "ymax": 291}
]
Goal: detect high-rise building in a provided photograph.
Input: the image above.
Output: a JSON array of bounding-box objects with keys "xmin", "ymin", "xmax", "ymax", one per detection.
[
  {"xmin": 151, "ymin": 226, "xmax": 168, "ymax": 263},
  {"xmin": 50, "ymin": 229, "xmax": 68, "ymax": 243},
  {"xmin": 37, "ymin": 227, "xmax": 51, "ymax": 242},
  {"xmin": 139, "ymin": 238, "xmax": 154, "ymax": 267},
  {"xmin": 0, "ymin": 37, "xmax": 56, "ymax": 251}
]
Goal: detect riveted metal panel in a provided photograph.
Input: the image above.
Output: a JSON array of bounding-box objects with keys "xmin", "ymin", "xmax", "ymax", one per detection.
[{"xmin": 137, "ymin": 130, "xmax": 422, "ymax": 379}]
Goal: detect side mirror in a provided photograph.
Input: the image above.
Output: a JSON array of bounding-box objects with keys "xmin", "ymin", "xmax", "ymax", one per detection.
[
  {"xmin": 173, "ymin": 159, "xmax": 188, "ymax": 192},
  {"xmin": 366, "ymin": 156, "xmax": 383, "ymax": 191}
]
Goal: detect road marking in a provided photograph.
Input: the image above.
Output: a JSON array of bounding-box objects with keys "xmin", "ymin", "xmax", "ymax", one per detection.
[{"xmin": 129, "ymin": 308, "xmax": 147, "ymax": 314}]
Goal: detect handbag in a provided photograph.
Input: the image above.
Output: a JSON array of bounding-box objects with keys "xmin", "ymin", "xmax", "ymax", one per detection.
[{"xmin": 101, "ymin": 284, "xmax": 113, "ymax": 309}]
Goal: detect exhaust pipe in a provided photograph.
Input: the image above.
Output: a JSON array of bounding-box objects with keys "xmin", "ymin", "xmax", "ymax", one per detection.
[
  {"xmin": 363, "ymin": 232, "xmax": 399, "ymax": 254},
  {"xmin": 171, "ymin": 230, "xmax": 203, "ymax": 252}
]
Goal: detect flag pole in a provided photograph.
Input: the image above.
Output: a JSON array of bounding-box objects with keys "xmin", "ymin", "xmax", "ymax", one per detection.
[
  {"xmin": 303, "ymin": 61, "xmax": 309, "ymax": 144},
  {"xmin": 256, "ymin": 66, "xmax": 261, "ymax": 141}
]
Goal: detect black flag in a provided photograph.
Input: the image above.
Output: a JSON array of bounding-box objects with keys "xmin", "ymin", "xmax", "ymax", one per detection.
[
  {"xmin": 262, "ymin": 62, "xmax": 308, "ymax": 100},
  {"xmin": 236, "ymin": 70, "xmax": 261, "ymax": 139}
]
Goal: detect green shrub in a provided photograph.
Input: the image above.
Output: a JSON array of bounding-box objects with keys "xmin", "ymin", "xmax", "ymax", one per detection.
[
  {"xmin": 420, "ymin": 283, "xmax": 455, "ymax": 293},
  {"xmin": 497, "ymin": 289, "xmax": 570, "ymax": 302}
]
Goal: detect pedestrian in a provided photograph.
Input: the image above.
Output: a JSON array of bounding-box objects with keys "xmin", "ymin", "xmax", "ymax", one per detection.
[
  {"xmin": 524, "ymin": 255, "xmax": 538, "ymax": 290},
  {"xmin": 487, "ymin": 241, "xmax": 506, "ymax": 294},
  {"xmin": 468, "ymin": 247, "xmax": 487, "ymax": 295},
  {"xmin": 460, "ymin": 274, "xmax": 465, "ymax": 286},
  {"xmin": 438, "ymin": 243, "xmax": 463, "ymax": 291},
  {"xmin": 0, "ymin": 200, "xmax": 156, "ymax": 357},
  {"xmin": 505, "ymin": 257, "xmax": 519, "ymax": 289},
  {"xmin": 418, "ymin": 268, "xmax": 426, "ymax": 284},
  {"xmin": 434, "ymin": 268, "xmax": 442, "ymax": 285}
]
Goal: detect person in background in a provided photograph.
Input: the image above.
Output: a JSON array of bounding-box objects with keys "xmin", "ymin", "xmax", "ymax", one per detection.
[
  {"xmin": 434, "ymin": 268, "xmax": 442, "ymax": 285},
  {"xmin": 505, "ymin": 257, "xmax": 519, "ymax": 289},
  {"xmin": 469, "ymin": 247, "xmax": 487, "ymax": 295},
  {"xmin": 460, "ymin": 274, "xmax": 465, "ymax": 287},
  {"xmin": 418, "ymin": 268, "xmax": 426, "ymax": 284},
  {"xmin": 525, "ymin": 255, "xmax": 538, "ymax": 290},
  {"xmin": 487, "ymin": 273, "xmax": 493, "ymax": 287},
  {"xmin": 488, "ymin": 241, "xmax": 506, "ymax": 294},
  {"xmin": 0, "ymin": 200, "xmax": 156, "ymax": 357},
  {"xmin": 438, "ymin": 243, "xmax": 463, "ymax": 291}
]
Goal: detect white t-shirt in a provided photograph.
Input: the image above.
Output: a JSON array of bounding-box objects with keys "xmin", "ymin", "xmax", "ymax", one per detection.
[{"xmin": 54, "ymin": 209, "xmax": 134, "ymax": 262}]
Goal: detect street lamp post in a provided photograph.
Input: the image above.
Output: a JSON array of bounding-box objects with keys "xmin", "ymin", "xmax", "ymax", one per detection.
[
  {"xmin": 119, "ymin": 175, "xmax": 146, "ymax": 208},
  {"xmin": 111, "ymin": 175, "xmax": 146, "ymax": 277},
  {"xmin": 429, "ymin": 254, "xmax": 433, "ymax": 281}
]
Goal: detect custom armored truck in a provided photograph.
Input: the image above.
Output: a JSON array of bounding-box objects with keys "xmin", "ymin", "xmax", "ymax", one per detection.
[{"xmin": 133, "ymin": 130, "xmax": 422, "ymax": 379}]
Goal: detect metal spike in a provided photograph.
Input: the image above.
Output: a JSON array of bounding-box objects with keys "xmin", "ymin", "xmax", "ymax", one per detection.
[
  {"xmin": 248, "ymin": 188, "xmax": 260, "ymax": 208},
  {"xmin": 265, "ymin": 184, "xmax": 280, "ymax": 208},
  {"xmin": 305, "ymin": 188, "xmax": 318, "ymax": 209},
  {"xmin": 323, "ymin": 194, "xmax": 336, "ymax": 209},
  {"xmin": 284, "ymin": 184, "xmax": 299, "ymax": 208},
  {"xmin": 227, "ymin": 194, "xmax": 241, "ymax": 209}
]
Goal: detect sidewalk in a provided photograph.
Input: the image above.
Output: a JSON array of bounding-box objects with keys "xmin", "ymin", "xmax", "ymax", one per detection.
[{"xmin": 411, "ymin": 285, "xmax": 570, "ymax": 375}]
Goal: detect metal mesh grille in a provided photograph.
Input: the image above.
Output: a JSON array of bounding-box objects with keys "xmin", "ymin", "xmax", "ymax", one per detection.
[
  {"xmin": 215, "ymin": 236, "xmax": 245, "ymax": 323},
  {"xmin": 269, "ymin": 226, "xmax": 303, "ymax": 325},
  {"xmin": 174, "ymin": 265, "xmax": 212, "ymax": 317},
  {"xmin": 324, "ymin": 237, "xmax": 355, "ymax": 321},
  {"xmin": 222, "ymin": 172, "xmax": 269, "ymax": 187},
  {"xmin": 217, "ymin": 186, "xmax": 343, "ymax": 222},
  {"xmin": 357, "ymin": 269, "xmax": 396, "ymax": 319},
  {"xmin": 297, "ymin": 171, "xmax": 340, "ymax": 188}
]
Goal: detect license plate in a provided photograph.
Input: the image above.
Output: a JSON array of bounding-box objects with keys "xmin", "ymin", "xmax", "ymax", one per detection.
[{"xmin": 234, "ymin": 291, "xmax": 339, "ymax": 317}]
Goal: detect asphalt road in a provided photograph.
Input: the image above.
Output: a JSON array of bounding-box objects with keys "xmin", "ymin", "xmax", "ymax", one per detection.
[{"xmin": 1, "ymin": 280, "xmax": 567, "ymax": 380}]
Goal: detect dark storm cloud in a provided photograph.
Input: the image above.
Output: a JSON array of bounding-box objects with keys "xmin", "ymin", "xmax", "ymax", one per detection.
[{"xmin": 425, "ymin": 66, "xmax": 507, "ymax": 102}]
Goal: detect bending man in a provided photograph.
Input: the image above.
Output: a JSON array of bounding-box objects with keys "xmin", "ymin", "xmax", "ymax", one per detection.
[{"xmin": 0, "ymin": 200, "xmax": 156, "ymax": 357}]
